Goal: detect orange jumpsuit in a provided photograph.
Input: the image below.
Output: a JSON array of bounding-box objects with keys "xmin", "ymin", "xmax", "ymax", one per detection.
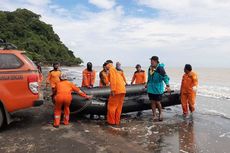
[
  {"xmin": 81, "ymin": 69, "xmax": 96, "ymax": 88},
  {"xmin": 46, "ymin": 70, "xmax": 61, "ymax": 88},
  {"xmin": 131, "ymin": 70, "xmax": 146, "ymax": 84},
  {"xmin": 99, "ymin": 70, "xmax": 109, "ymax": 87},
  {"xmin": 180, "ymin": 71, "xmax": 198, "ymax": 115},
  {"xmin": 54, "ymin": 80, "xmax": 87, "ymax": 126},
  {"xmin": 107, "ymin": 64, "xmax": 126, "ymax": 125},
  {"xmin": 117, "ymin": 69, "xmax": 127, "ymax": 84}
]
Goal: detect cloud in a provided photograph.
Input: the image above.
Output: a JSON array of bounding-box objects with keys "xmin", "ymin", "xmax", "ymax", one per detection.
[
  {"xmin": 137, "ymin": 0, "xmax": 230, "ymax": 24},
  {"xmin": 88, "ymin": 0, "xmax": 116, "ymax": 9},
  {"xmin": 25, "ymin": 0, "xmax": 51, "ymax": 6},
  {"xmin": 0, "ymin": 0, "xmax": 230, "ymax": 67}
]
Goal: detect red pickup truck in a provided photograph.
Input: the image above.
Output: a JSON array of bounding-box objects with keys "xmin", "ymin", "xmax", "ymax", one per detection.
[{"xmin": 0, "ymin": 42, "xmax": 43, "ymax": 129}]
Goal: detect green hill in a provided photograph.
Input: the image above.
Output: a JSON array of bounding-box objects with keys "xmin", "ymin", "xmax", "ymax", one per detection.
[{"xmin": 0, "ymin": 8, "xmax": 83, "ymax": 66}]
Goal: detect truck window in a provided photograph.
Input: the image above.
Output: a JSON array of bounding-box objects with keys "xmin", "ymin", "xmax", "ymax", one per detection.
[
  {"xmin": 0, "ymin": 54, "xmax": 23, "ymax": 69},
  {"xmin": 21, "ymin": 53, "xmax": 37, "ymax": 69}
]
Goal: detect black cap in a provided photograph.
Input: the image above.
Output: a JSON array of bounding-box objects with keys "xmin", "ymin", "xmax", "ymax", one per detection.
[
  {"xmin": 184, "ymin": 64, "xmax": 192, "ymax": 71},
  {"xmin": 104, "ymin": 60, "xmax": 113, "ymax": 66},
  {"xmin": 87, "ymin": 62, "xmax": 92, "ymax": 66},
  {"xmin": 135, "ymin": 64, "xmax": 141, "ymax": 68},
  {"xmin": 106, "ymin": 60, "xmax": 113, "ymax": 64},
  {"xmin": 53, "ymin": 62, "xmax": 59, "ymax": 67},
  {"xmin": 87, "ymin": 62, "xmax": 93, "ymax": 71},
  {"xmin": 150, "ymin": 56, "xmax": 159, "ymax": 61}
]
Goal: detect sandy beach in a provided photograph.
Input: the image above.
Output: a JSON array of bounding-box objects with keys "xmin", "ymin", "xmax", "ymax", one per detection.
[{"xmin": 0, "ymin": 93, "xmax": 229, "ymax": 153}]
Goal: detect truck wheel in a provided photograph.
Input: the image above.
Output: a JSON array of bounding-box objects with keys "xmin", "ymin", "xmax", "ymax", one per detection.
[{"xmin": 0, "ymin": 108, "xmax": 4, "ymax": 129}]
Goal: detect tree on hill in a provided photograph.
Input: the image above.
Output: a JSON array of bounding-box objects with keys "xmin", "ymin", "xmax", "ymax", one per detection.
[{"xmin": 0, "ymin": 8, "xmax": 83, "ymax": 66}]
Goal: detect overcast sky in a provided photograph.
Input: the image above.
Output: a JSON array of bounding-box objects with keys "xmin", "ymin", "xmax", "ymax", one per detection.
[{"xmin": 1, "ymin": 0, "xmax": 230, "ymax": 67}]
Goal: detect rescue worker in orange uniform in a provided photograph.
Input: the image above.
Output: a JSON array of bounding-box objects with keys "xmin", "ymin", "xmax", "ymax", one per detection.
[
  {"xmin": 46, "ymin": 63, "xmax": 61, "ymax": 97},
  {"xmin": 105, "ymin": 60, "xmax": 126, "ymax": 126},
  {"xmin": 99, "ymin": 63, "xmax": 109, "ymax": 87},
  {"xmin": 131, "ymin": 64, "xmax": 147, "ymax": 117},
  {"xmin": 82, "ymin": 62, "xmax": 96, "ymax": 88},
  {"xmin": 53, "ymin": 73, "xmax": 92, "ymax": 128},
  {"xmin": 116, "ymin": 62, "xmax": 127, "ymax": 85},
  {"xmin": 180, "ymin": 64, "xmax": 198, "ymax": 118},
  {"xmin": 131, "ymin": 64, "xmax": 146, "ymax": 85}
]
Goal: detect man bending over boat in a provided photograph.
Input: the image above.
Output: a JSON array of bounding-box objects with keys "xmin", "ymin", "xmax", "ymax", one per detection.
[{"xmin": 53, "ymin": 73, "xmax": 92, "ymax": 128}]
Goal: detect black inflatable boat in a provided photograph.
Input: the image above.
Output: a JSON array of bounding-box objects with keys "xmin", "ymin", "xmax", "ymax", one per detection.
[{"xmin": 70, "ymin": 84, "xmax": 181, "ymax": 115}]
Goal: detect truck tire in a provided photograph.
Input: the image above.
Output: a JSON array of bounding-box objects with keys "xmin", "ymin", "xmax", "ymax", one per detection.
[{"xmin": 0, "ymin": 107, "xmax": 4, "ymax": 129}]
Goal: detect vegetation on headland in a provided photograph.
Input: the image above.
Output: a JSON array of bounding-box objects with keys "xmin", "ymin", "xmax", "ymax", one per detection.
[{"xmin": 0, "ymin": 8, "xmax": 83, "ymax": 66}]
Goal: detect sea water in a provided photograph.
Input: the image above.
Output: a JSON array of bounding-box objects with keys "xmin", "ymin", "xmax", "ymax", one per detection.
[{"xmin": 61, "ymin": 66, "xmax": 230, "ymax": 100}]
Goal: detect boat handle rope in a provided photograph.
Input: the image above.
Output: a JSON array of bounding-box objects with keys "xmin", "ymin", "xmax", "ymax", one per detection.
[{"xmin": 70, "ymin": 98, "xmax": 94, "ymax": 114}]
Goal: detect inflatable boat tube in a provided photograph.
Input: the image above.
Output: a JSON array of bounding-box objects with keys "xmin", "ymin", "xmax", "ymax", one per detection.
[{"xmin": 70, "ymin": 84, "xmax": 181, "ymax": 115}]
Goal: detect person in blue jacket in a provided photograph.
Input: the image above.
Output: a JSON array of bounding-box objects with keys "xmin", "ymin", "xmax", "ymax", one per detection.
[{"xmin": 146, "ymin": 56, "xmax": 171, "ymax": 121}]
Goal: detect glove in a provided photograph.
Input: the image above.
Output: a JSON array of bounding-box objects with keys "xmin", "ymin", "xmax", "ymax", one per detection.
[
  {"xmin": 192, "ymin": 86, "xmax": 197, "ymax": 92},
  {"xmin": 86, "ymin": 95, "xmax": 93, "ymax": 100}
]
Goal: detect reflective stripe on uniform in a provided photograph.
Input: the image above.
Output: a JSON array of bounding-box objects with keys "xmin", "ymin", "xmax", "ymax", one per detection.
[
  {"xmin": 54, "ymin": 115, "xmax": 60, "ymax": 119},
  {"xmin": 64, "ymin": 116, "xmax": 69, "ymax": 119}
]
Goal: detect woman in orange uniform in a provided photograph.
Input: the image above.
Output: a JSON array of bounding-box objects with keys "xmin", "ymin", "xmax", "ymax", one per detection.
[
  {"xmin": 131, "ymin": 64, "xmax": 146, "ymax": 85},
  {"xmin": 180, "ymin": 64, "xmax": 198, "ymax": 118},
  {"xmin": 116, "ymin": 62, "xmax": 127, "ymax": 85},
  {"xmin": 54, "ymin": 73, "xmax": 92, "ymax": 128},
  {"xmin": 105, "ymin": 60, "xmax": 126, "ymax": 126},
  {"xmin": 82, "ymin": 62, "xmax": 96, "ymax": 88}
]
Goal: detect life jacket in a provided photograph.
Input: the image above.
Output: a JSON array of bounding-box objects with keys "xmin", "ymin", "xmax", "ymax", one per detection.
[
  {"xmin": 108, "ymin": 64, "xmax": 126, "ymax": 94},
  {"xmin": 46, "ymin": 69, "xmax": 61, "ymax": 88},
  {"xmin": 132, "ymin": 70, "xmax": 146, "ymax": 84},
  {"xmin": 181, "ymin": 71, "xmax": 198, "ymax": 94},
  {"xmin": 56, "ymin": 80, "xmax": 87, "ymax": 97},
  {"xmin": 81, "ymin": 69, "xmax": 96, "ymax": 87}
]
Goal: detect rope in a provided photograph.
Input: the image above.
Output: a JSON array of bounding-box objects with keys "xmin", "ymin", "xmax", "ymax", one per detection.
[{"xmin": 70, "ymin": 99, "xmax": 93, "ymax": 114}]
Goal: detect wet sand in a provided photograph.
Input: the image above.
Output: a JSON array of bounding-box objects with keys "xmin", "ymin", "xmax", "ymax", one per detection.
[{"xmin": 0, "ymin": 94, "xmax": 230, "ymax": 153}]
